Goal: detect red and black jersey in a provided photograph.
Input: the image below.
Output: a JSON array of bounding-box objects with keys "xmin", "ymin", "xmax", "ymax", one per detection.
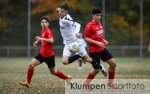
[
  {"xmin": 40, "ymin": 28, "xmax": 54, "ymax": 57},
  {"xmin": 84, "ymin": 20, "xmax": 105, "ymax": 52}
]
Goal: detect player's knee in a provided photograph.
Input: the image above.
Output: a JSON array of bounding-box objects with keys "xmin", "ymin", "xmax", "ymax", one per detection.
[
  {"xmin": 110, "ymin": 62, "xmax": 116, "ymax": 69},
  {"xmin": 107, "ymin": 58, "xmax": 116, "ymax": 69},
  {"xmin": 82, "ymin": 55, "xmax": 92, "ymax": 63},
  {"xmin": 62, "ymin": 61, "xmax": 68, "ymax": 65},
  {"xmin": 86, "ymin": 57, "xmax": 92, "ymax": 63},
  {"xmin": 94, "ymin": 69, "xmax": 100, "ymax": 74},
  {"xmin": 50, "ymin": 71, "xmax": 56, "ymax": 75},
  {"xmin": 113, "ymin": 62, "xmax": 117, "ymax": 68},
  {"xmin": 91, "ymin": 69, "xmax": 99, "ymax": 76},
  {"xmin": 28, "ymin": 63, "xmax": 35, "ymax": 69},
  {"xmin": 49, "ymin": 69, "xmax": 57, "ymax": 75}
]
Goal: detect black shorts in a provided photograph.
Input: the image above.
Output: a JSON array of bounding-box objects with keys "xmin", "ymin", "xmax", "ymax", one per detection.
[
  {"xmin": 34, "ymin": 53, "xmax": 55, "ymax": 69},
  {"xmin": 89, "ymin": 48, "xmax": 113, "ymax": 64}
]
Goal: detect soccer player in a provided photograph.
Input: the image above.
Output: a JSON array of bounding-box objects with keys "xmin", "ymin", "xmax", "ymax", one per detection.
[
  {"xmin": 19, "ymin": 16, "xmax": 71, "ymax": 88},
  {"xmin": 84, "ymin": 8, "xmax": 117, "ymax": 88},
  {"xmin": 56, "ymin": 3, "xmax": 107, "ymax": 77}
]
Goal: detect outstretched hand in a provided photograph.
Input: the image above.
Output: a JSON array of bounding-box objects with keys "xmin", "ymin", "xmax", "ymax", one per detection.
[
  {"xmin": 97, "ymin": 42, "xmax": 106, "ymax": 48},
  {"xmin": 104, "ymin": 40, "xmax": 109, "ymax": 45},
  {"xmin": 33, "ymin": 36, "xmax": 42, "ymax": 47},
  {"xmin": 33, "ymin": 41, "xmax": 38, "ymax": 47},
  {"xmin": 56, "ymin": 7, "xmax": 61, "ymax": 12}
]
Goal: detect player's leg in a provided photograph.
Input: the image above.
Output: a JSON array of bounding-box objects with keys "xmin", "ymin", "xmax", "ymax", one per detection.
[
  {"xmin": 62, "ymin": 56, "xmax": 69, "ymax": 65},
  {"xmin": 78, "ymin": 50, "xmax": 100, "ymax": 86},
  {"xmin": 62, "ymin": 45, "xmax": 71, "ymax": 65},
  {"xmin": 83, "ymin": 55, "xmax": 100, "ymax": 68},
  {"xmin": 81, "ymin": 57, "xmax": 86, "ymax": 64},
  {"xmin": 89, "ymin": 52, "xmax": 107, "ymax": 77},
  {"xmin": 83, "ymin": 69, "xmax": 100, "ymax": 85},
  {"xmin": 78, "ymin": 58, "xmax": 82, "ymax": 70},
  {"xmin": 101, "ymin": 48, "xmax": 117, "ymax": 88},
  {"xmin": 68, "ymin": 54, "xmax": 81, "ymax": 64},
  {"xmin": 62, "ymin": 50, "xmax": 81, "ymax": 65},
  {"xmin": 106, "ymin": 58, "xmax": 117, "ymax": 88},
  {"xmin": 49, "ymin": 68, "xmax": 72, "ymax": 80},
  {"xmin": 82, "ymin": 55, "xmax": 106, "ymax": 89},
  {"xmin": 83, "ymin": 54, "xmax": 107, "ymax": 77},
  {"xmin": 77, "ymin": 44, "xmax": 107, "ymax": 74},
  {"xmin": 19, "ymin": 54, "xmax": 42, "ymax": 88},
  {"xmin": 45, "ymin": 55, "xmax": 72, "ymax": 80},
  {"xmin": 26, "ymin": 58, "xmax": 40, "ymax": 83},
  {"xmin": 78, "ymin": 44, "xmax": 101, "ymax": 68},
  {"xmin": 63, "ymin": 44, "xmax": 81, "ymax": 64}
]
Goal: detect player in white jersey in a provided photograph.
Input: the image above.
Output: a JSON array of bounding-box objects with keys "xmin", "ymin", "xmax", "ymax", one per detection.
[
  {"xmin": 59, "ymin": 14, "xmax": 80, "ymax": 45},
  {"xmin": 58, "ymin": 13, "xmax": 86, "ymax": 57},
  {"xmin": 56, "ymin": 3, "xmax": 107, "ymax": 77}
]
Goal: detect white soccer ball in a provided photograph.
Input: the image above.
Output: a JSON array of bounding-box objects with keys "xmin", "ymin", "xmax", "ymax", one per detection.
[{"xmin": 68, "ymin": 42, "xmax": 80, "ymax": 53}]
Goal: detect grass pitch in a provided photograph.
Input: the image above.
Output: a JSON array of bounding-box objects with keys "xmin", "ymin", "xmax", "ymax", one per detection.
[{"xmin": 0, "ymin": 57, "xmax": 150, "ymax": 94}]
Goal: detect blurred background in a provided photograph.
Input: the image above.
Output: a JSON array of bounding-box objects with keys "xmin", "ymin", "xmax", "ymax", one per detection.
[{"xmin": 0, "ymin": 0, "xmax": 149, "ymax": 58}]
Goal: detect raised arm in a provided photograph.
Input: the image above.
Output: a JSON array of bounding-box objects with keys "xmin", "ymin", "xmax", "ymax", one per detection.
[
  {"xmin": 35, "ymin": 36, "xmax": 54, "ymax": 43},
  {"xmin": 74, "ymin": 22, "xmax": 81, "ymax": 34}
]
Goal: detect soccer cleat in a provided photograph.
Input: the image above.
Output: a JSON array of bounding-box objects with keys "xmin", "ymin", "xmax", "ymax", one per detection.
[
  {"xmin": 107, "ymin": 83, "xmax": 118, "ymax": 89},
  {"xmin": 19, "ymin": 81, "xmax": 30, "ymax": 88},
  {"xmin": 100, "ymin": 64, "xmax": 107, "ymax": 77}
]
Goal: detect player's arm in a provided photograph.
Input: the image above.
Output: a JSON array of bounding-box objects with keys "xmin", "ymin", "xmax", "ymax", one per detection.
[
  {"xmin": 84, "ymin": 24, "xmax": 105, "ymax": 48},
  {"xmin": 63, "ymin": 18, "xmax": 81, "ymax": 35},
  {"xmin": 74, "ymin": 22, "xmax": 81, "ymax": 34},
  {"xmin": 33, "ymin": 40, "xmax": 40, "ymax": 47},
  {"xmin": 62, "ymin": 15, "xmax": 78, "ymax": 26},
  {"xmin": 61, "ymin": 18, "xmax": 75, "ymax": 26},
  {"xmin": 84, "ymin": 37, "xmax": 105, "ymax": 48},
  {"xmin": 56, "ymin": 7, "xmax": 61, "ymax": 17},
  {"xmin": 74, "ymin": 22, "xmax": 81, "ymax": 38},
  {"xmin": 35, "ymin": 36, "xmax": 54, "ymax": 43},
  {"xmin": 104, "ymin": 39, "xmax": 109, "ymax": 45}
]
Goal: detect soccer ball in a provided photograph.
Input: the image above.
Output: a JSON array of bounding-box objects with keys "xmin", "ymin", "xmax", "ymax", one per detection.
[{"xmin": 68, "ymin": 42, "xmax": 80, "ymax": 53}]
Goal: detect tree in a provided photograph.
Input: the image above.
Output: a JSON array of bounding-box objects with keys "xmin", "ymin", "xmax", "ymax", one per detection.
[{"xmin": 0, "ymin": 0, "xmax": 27, "ymax": 33}]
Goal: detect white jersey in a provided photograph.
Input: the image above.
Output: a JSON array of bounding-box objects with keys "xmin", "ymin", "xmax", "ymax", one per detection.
[
  {"xmin": 78, "ymin": 38, "xmax": 87, "ymax": 48},
  {"xmin": 59, "ymin": 14, "xmax": 81, "ymax": 44}
]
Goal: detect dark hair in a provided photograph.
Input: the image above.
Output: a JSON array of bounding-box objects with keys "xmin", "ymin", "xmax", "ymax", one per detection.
[
  {"xmin": 60, "ymin": 3, "xmax": 69, "ymax": 10},
  {"xmin": 92, "ymin": 8, "xmax": 101, "ymax": 14},
  {"xmin": 40, "ymin": 16, "xmax": 50, "ymax": 23}
]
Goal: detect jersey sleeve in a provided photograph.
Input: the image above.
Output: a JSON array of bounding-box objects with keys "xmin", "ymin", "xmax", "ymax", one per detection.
[
  {"xmin": 74, "ymin": 22, "xmax": 81, "ymax": 34},
  {"xmin": 62, "ymin": 14, "xmax": 81, "ymax": 33},
  {"xmin": 61, "ymin": 14, "xmax": 74, "ymax": 25},
  {"xmin": 47, "ymin": 29, "xmax": 53, "ymax": 39},
  {"xmin": 84, "ymin": 24, "xmax": 91, "ymax": 38},
  {"xmin": 61, "ymin": 19, "xmax": 74, "ymax": 25}
]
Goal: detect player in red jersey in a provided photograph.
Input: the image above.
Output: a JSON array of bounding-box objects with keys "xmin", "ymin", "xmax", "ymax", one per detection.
[
  {"xmin": 19, "ymin": 16, "xmax": 71, "ymax": 88},
  {"xmin": 84, "ymin": 8, "xmax": 117, "ymax": 88}
]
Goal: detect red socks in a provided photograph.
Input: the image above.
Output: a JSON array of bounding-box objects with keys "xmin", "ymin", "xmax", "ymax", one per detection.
[
  {"xmin": 27, "ymin": 68, "xmax": 34, "ymax": 84},
  {"xmin": 26, "ymin": 68, "xmax": 68, "ymax": 83},
  {"xmin": 108, "ymin": 71, "xmax": 115, "ymax": 83},
  {"xmin": 55, "ymin": 70, "xmax": 69, "ymax": 80},
  {"xmin": 83, "ymin": 73, "xmax": 95, "ymax": 85}
]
